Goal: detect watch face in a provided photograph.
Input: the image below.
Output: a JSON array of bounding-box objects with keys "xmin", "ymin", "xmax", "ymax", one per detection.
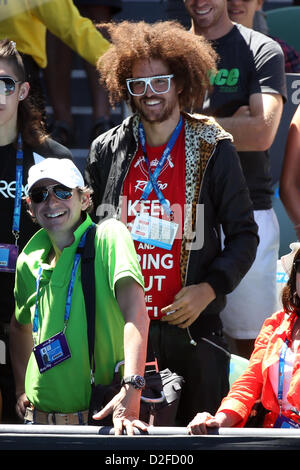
[{"xmin": 135, "ymin": 375, "xmax": 145, "ymax": 388}]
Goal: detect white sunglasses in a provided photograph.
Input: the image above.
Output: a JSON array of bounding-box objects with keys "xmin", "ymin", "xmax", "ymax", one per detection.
[{"xmin": 126, "ymin": 74, "xmax": 174, "ymax": 96}]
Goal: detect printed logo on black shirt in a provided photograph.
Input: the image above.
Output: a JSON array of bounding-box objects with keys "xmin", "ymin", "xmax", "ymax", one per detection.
[{"xmin": 209, "ymin": 68, "xmax": 240, "ymax": 93}]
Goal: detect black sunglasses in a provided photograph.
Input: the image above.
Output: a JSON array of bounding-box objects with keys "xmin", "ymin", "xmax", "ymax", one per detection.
[
  {"xmin": 29, "ymin": 184, "xmax": 73, "ymax": 204},
  {"xmin": 0, "ymin": 76, "xmax": 22, "ymax": 96}
]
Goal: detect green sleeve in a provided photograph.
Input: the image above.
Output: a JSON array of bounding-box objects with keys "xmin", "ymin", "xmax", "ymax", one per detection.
[
  {"xmin": 96, "ymin": 219, "xmax": 144, "ymax": 296},
  {"xmin": 14, "ymin": 254, "xmax": 34, "ymax": 325}
]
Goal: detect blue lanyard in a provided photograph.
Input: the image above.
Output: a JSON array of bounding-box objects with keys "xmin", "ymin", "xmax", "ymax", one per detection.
[
  {"xmin": 12, "ymin": 134, "xmax": 23, "ymax": 243},
  {"xmin": 33, "ymin": 226, "xmax": 92, "ymax": 336},
  {"xmin": 138, "ymin": 115, "xmax": 183, "ymax": 218},
  {"xmin": 278, "ymin": 339, "xmax": 289, "ymax": 413}
]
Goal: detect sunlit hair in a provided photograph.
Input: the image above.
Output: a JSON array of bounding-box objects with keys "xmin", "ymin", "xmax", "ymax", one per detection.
[
  {"xmin": 0, "ymin": 39, "xmax": 47, "ymax": 147},
  {"xmin": 282, "ymin": 249, "xmax": 300, "ymax": 314},
  {"xmin": 96, "ymin": 20, "xmax": 218, "ymax": 112}
]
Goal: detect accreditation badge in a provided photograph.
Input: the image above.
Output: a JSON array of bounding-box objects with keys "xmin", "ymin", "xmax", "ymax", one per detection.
[
  {"xmin": 274, "ymin": 414, "xmax": 300, "ymax": 429},
  {"xmin": 0, "ymin": 244, "xmax": 19, "ymax": 272},
  {"xmin": 131, "ymin": 213, "xmax": 178, "ymax": 250},
  {"xmin": 33, "ymin": 331, "xmax": 71, "ymax": 374}
]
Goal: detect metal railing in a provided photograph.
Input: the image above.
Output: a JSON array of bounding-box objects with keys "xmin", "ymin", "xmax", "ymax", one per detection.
[
  {"xmin": 1, "ymin": 424, "xmax": 300, "ymax": 436},
  {"xmin": 1, "ymin": 424, "xmax": 300, "ymax": 451}
]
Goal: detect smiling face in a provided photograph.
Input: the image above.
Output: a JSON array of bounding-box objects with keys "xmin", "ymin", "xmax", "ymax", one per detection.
[
  {"xmin": 227, "ymin": 0, "xmax": 263, "ymax": 28},
  {"xmin": 184, "ymin": 0, "xmax": 233, "ymax": 39},
  {"xmin": 28, "ymin": 178, "xmax": 89, "ymax": 238},
  {"xmin": 130, "ymin": 58, "xmax": 182, "ymax": 125}
]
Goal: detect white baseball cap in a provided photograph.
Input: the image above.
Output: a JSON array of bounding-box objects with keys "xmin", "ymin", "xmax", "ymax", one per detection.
[
  {"xmin": 28, "ymin": 158, "xmax": 84, "ymax": 191},
  {"xmin": 281, "ymin": 242, "xmax": 300, "ymax": 277}
]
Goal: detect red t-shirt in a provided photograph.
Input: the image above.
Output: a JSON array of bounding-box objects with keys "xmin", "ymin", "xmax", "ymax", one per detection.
[{"xmin": 122, "ymin": 124, "xmax": 186, "ymax": 320}]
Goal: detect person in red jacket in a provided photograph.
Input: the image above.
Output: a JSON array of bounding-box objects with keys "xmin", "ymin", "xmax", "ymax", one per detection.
[{"xmin": 188, "ymin": 242, "xmax": 300, "ymax": 433}]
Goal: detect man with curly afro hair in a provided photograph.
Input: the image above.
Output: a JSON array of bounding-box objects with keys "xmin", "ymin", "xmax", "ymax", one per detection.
[{"xmin": 85, "ymin": 20, "xmax": 259, "ymax": 426}]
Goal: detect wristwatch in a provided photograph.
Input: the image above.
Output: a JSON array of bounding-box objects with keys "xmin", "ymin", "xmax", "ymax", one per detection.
[{"xmin": 121, "ymin": 375, "xmax": 146, "ymax": 390}]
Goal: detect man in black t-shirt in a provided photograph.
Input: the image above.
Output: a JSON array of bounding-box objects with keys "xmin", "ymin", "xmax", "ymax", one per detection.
[{"xmin": 183, "ymin": 0, "xmax": 287, "ymax": 359}]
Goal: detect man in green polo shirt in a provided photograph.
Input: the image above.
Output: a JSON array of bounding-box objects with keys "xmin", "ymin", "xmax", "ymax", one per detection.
[{"xmin": 9, "ymin": 158, "xmax": 149, "ymax": 435}]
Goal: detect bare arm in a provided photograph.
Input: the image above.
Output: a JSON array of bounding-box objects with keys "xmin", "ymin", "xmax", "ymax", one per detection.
[
  {"xmin": 9, "ymin": 313, "xmax": 33, "ymax": 419},
  {"xmin": 279, "ymin": 104, "xmax": 300, "ymax": 238},
  {"xmin": 217, "ymin": 93, "xmax": 283, "ymax": 152},
  {"xmin": 93, "ymin": 278, "xmax": 149, "ymax": 435},
  {"xmin": 116, "ymin": 278, "xmax": 149, "ymax": 379}
]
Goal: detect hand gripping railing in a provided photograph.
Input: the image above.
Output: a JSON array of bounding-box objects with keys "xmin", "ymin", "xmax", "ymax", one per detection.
[
  {"xmin": 2, "ymin": 425, "xmax": 300, "ymax": 451},
  {"xmin": 2, "ymin": 424, "xmax": 300, "ymax": 437}
]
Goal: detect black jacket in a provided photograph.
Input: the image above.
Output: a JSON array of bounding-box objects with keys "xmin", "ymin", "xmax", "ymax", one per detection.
[{"xmin": 85, "ymin": 112, "xmax": 259, "ymax": 340}]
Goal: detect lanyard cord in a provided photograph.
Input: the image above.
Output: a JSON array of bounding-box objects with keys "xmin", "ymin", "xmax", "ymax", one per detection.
[
  {"xmin": 278, "ymin": 312, "xmax": 298, "ymax": 414},
  {"xmin": 32, "ymin": 226, "xmax": 92, "ymax": 344},
  {"xmin": 278, "ymin": 339, "xmax": 289, "ymax": 415},
  {"xmin": 138, "ymin": 115, "xmax": 183, "ymax": 219},
  {"xmin": 12, "ymin": 133, "xmax": 23, "ymax": 245}
]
